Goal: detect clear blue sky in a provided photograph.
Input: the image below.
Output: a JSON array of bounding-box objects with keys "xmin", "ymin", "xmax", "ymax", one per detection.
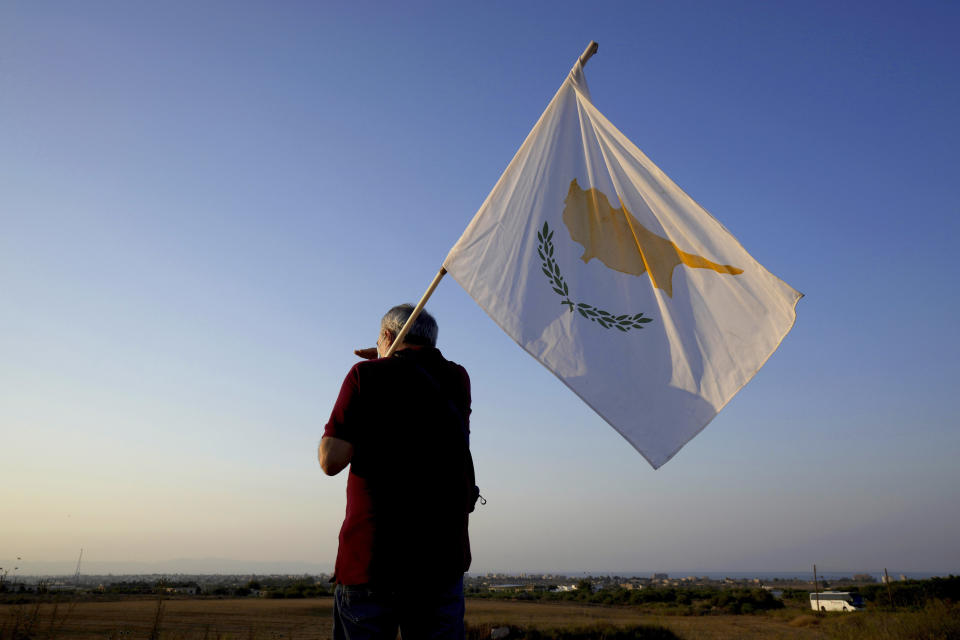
[{"xmin": 2, "ymin": 1, "xmax": 958, "ymax": 576}]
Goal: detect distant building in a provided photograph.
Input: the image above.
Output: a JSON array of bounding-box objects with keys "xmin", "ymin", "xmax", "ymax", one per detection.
[
  {"xmin": 651, "ymin": 573, "xmax": 668, "ymax": 581},
  {"xmin": 47, "ymin": 584, "xmax": 79, "ymax": 593},
  {"xmin": 165, "ymin": 585, "xmax": 200, "ymax": 595}
]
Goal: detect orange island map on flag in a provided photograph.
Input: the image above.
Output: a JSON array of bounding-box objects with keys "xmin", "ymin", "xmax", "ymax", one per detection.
[{"xmin": 443, "ymin": 56, "xmax": 802, "ymax": 469}]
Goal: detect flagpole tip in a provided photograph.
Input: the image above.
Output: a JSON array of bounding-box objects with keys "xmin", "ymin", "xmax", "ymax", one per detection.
[{"xmin": 579, "ymin": 41, "xmax": 599, "ymax": 67}]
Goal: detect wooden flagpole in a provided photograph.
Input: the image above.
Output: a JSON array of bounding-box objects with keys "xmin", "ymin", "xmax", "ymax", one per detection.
[
  {"xmin": 383, "ymin": 41, "xmax": 599, "ymax": 358},
  {"xmin": 579, "ymin": 41, "xmax": 599, "ymax": 67},
  {"xmin": 384, "ymin": 266, "xmax": 448, "ymax": 357}
]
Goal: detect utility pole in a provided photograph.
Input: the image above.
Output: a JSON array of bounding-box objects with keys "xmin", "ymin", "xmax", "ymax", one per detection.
[
  {"xmin": 74, "ymin": 549, "xmax": 83, "ymax": 585},
  {"xmin": 813, "ymin": 564, "xmax": 820, "ymax": 612},
  {"xmin": 884, "ymin": 568, "xmax": 895, "ymax": 610}
]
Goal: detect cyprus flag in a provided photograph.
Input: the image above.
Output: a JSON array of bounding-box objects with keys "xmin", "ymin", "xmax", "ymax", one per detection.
[{"xmin": 443, "ymin": 61, "xmax": 801, "ymax": 469}]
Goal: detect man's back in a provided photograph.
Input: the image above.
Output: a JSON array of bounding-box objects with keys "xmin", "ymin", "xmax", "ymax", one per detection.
[{"xmin": 325, "ymin": 346, "xmax": 472, "ymax": 586}]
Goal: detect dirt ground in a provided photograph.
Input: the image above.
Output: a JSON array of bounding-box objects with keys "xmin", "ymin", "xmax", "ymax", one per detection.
[{"xmin": 1, "ymin": 597, "xmax": 833, "ymax": 640}]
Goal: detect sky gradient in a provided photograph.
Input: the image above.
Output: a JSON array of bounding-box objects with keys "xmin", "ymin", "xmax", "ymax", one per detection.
[{"xmin": 2, "ymin": 1, "xmax": 959, "ymax": 576}]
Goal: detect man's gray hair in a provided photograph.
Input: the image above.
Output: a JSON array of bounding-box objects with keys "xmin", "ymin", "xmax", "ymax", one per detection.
[{"xmin": 381, "ymin": 304, "xmax": 438, "ymax": 347}]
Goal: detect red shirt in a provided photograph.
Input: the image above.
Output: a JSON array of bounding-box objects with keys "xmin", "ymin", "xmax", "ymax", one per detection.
[{"xmin": 323, "ymin": 347, "xmax": 472, "ymax": 586}]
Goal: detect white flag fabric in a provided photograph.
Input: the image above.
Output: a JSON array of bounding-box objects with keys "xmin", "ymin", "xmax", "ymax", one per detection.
[{"xmin": 444, "ymin": 61, "xmax": 801, "ymax": 469}]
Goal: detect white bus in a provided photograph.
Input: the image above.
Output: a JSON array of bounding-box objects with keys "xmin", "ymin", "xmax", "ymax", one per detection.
[{"xmin": 810, "ymin": 591, "xmax": 864, "ymax": 612}]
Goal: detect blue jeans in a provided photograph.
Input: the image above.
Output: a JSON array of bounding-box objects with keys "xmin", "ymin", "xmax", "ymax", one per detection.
[{"xmin": 333, "ymin": 577, "xmax": 465, "ymax": 640}]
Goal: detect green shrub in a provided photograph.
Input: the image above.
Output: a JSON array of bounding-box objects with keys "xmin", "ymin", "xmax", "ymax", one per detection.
[
  {"xmin": 824, "ymin": 600, "xmax": 960, "ymax": 639},
  {"xmin": 860, "ymin": 575, "xmax": 960, "ymax": 610},
  {"xmin": 709, "ymin": 588, "xmax": 783, "ymax": 614}
]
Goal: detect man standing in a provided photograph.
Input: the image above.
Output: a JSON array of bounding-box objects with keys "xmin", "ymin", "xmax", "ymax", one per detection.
[{"xmin": 319, "ymin": 304, "xmax": 474, "ymax": 640}]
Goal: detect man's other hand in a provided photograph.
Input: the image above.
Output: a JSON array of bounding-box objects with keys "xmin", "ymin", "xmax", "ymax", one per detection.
[
  {"xmin": 319, "ymin": 436, "xmax": 354, "ymax": 476},
  {"xmin": 354, "ymin": 347, "xmax": 378, "ymax": 360}
]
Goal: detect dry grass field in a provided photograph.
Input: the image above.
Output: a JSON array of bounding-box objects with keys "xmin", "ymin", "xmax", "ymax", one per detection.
[
  {"xmin": 466, "ymin": 599, "xmax": 826, "ymax": 639},
  {"xmin": 0, "ymin": 598, "xmax": 335, "ymax": 640},
  {"xmin": 3, "ymin": 596, "xmax": 958, "ymax": 640}
]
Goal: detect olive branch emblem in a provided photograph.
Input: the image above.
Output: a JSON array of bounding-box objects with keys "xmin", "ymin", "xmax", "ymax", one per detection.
[{"xmin": 537, "ymin": 221, "xmax": 654, "ymax": 332}]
